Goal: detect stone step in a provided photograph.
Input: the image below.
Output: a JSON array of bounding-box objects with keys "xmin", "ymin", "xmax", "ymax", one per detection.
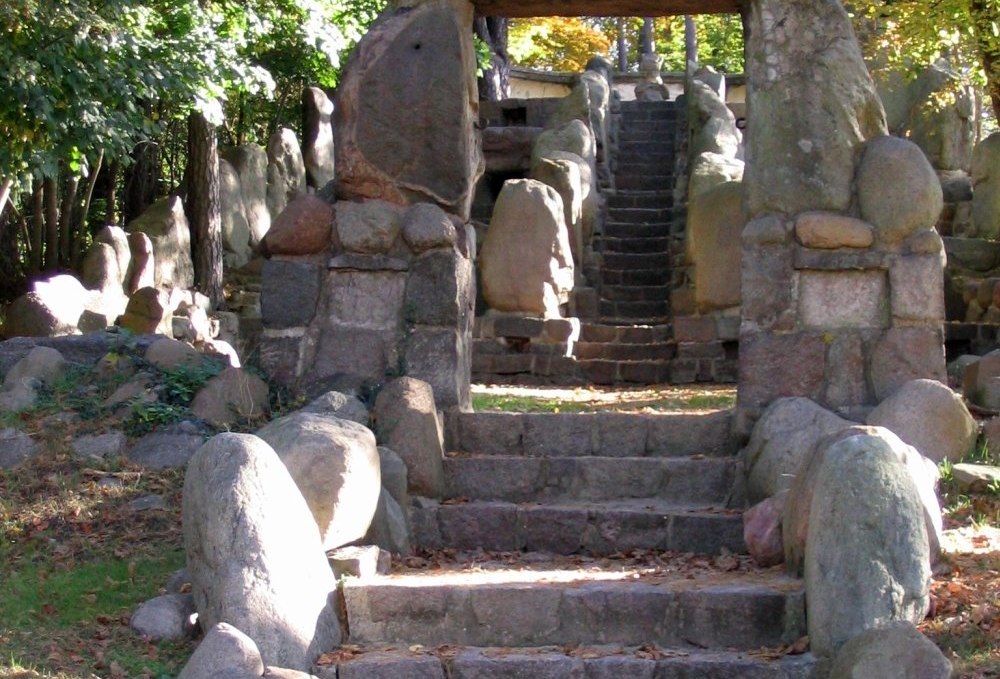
[
  {"xmin": 599, "ymin": 299, "xmax": 670, "ymax": 319},
  {"xmin": 600, "ymin": 268, "xmax": 671, "ymax": 286},
  {"xmin": 324, "ymin": 645, "xmax": 818, "ymax": 679},
  {"xmin": 616, "ymin": 174, "xmax": 675, "ymax": 191},
  {"xmin": 576, "ymin": 358, "xmax": 672, "ymax": 384},
  {"xmin": 579, "ymin": 323, "xmax": 672, "ymax": 343},
  {"xmin": 618, "ymin": 139, "xmax": 677, "ymax": 152},
  {"xmin": 606, "ymin": 191, "xmax": 674, "ymax": 210},
  {"xmin": 601, "ymin": 252, "xmax": 670, "ymax": 269},
  {"xmin": 598, "ymin": 283, "xmax": 671, "ymax": 301},
  {"xmin": 603, "ymin": 221, "xmax": 672, "ymax": 239},
  {"xmin": 448, "ymin": 410, "xmax": 737, "ymax": 458},
  {"xmin": 410, "ymin": 498, "xmax": 746, "ymax": 556},
  {"xmin": 574, "ymin": 340, "xmax": 676, "ymax": 361},
  {"xmin": 342, "ymin": 557, "xmax": 803, "ymax": 648},
  {"xmin": 604, "ymin": 207, "xmax": 674, "ymax": 224},
  {"xmin": 444, "ymin": 454, "xmax": 735, "ymax": 505}
]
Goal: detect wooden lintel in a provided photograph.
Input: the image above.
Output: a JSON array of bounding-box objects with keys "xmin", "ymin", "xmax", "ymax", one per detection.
[{"xmin": 472, "ymin": 0, "xmax": 743, "ymax": 18}]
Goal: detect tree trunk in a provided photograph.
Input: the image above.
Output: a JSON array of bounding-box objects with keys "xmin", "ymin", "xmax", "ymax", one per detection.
[
  {"xmin": 124, "ymin": 138, "xmax": 160, "ymax": 224},
  {"xmin": 640, "ymin": 18, "xmax": 654, "ymax": 56},
  {"xmin": 971, "ymin": 0, "xmax": 1000, "ymax": 120},
  {"xmin": 475, "ymin": 17, "xmax": 510, "ymax": 102},
  {"xmin": 58, "ymin": 173, "xmax": 79, "ymax": 266},
  {"xmin": 43, "ymin": 176, "xmax": 59, "ymax": 271},
  {"xmin": 186, "ymin": 110, "xmax": 224, "ymax": 309},
  {"xmin": 0, "ymin": 178, "xmax": 12, "ymax": 222},
  {"xmin": 74, "ymin": 150, "xmax": 103, "ymax": 266},
  {"xmin": 29, "ymin": 184, "xmax": 43, "ymax": 274},
  {"xmin": 616, "ymin": 17, "xmax": 628, "ymax": 71},
  {"xmin": 685, "ymin": 15, "xmax": 698, "ymax": 68},
  {"xmin": 105, "ymin": 159, "xmax": 120, "ymax": 226}
]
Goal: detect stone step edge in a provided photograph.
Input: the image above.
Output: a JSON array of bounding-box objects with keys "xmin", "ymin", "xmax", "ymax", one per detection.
[{"xmin": 316, "ymin": 645, "xmax": 818, "ymax": 679}]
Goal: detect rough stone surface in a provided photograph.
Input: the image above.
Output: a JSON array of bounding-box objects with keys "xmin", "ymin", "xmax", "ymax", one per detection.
[
  {"xmin": 743, "ymin": 397, "xmax": 851, "ymax": 503},
  {"xmin": 183, "ymin": 434, "xmax": 341, "ymax": 670},
  {"xmin": 82, "ymin": 242, "xmax": 124, "ymax": 293},
  {"xmin": 334, "ymin": 0, "xmax": 482, "ymax": 220},
  {"xmin": 744, "ymin": 0, "xmax": 886, "ymax": 216},
  {"xmin": 798, "ymin": 270, "xmax": 888, "ymax": 330},
  {"xmin": 377, "ymin": 446, "xmax": 409, "ymax": 508},
  {"xmin": 222, "ymin": 144, "xmax": 271, "ymax": 245},
  {"xmin": 480, "ymin": 179, "xmax": 574, "ymax": 318},
  {"xmin": 255, "ymin": 412, "xmax": 380, "ymax": 550},
  {"xmin": 266, "ymin": 128, "xmax": 308, "ymax": 219},
  {"xmin": 889, "ymin": 253, "xmax": 945, "ymax": 324},
  {"xmin": 220, "ymin": 158, "xmax": 253, "ymax": 266},
  {"xmin": 870, "ymin": 327, "xmax": 947, "ymax": 402},
  {"xmin": 532, "ymin": 119, "xmax": 596, "ymax": 171},
  {"xmin": 190, "ymin": 367, "xmax": 270, "ymax": 427},
  {"xmin": 373, "ymin": 377, "xmax": 446, "ymax": 498},
  {"xmin": 127, "ymin": 231, "xmax": 156, "ymax": 294},
  {"xmin": 364, "ymin": 488, "xmax": 412, "ymax": 555},
  {"xmin": 335, "ymin": 199, "xmax": 405, "ymax": 254},
  {"xmin": 2, "ymin": 345, "xmax": 66, "ymax": 390},
  {"xmin": 794, "ymin": 212, "xmax": 874, "ymax": 249},
  {"xmin": 401, "ymin": 202, "xmax": 458, "ymax": 253},
  {"xmin": 301, "ymin": 390, "xmax": 370, "ymax": 426},
  {"xmin": 829, "ymin": 621, "xmax": 952, "ymax": 679},
  {"xmin": 857, "ymin": 135, "xmax": 944, "ymax": 245},
  {"xmin": 303, "ymin": 87, "xmax": 335, "ymax": 189},
  {"xmin": 689, "ymin": 79, "xmax": 741, "ymax": 159},
  {"xmin": 2, "ymin": 290, "xmax": 81, "ymax": 338},
  {"xmin": 261, "ymin": 194, "xmax": 334, "ymax": 257},
  {"xmin": 71, "ymin": 431, "xmax": 127, "ymax": 461},
  {"xmin": 145, "ymin": 337, "xmax": 203, "ymax": 370},
  {"xmin": 261, "ymin": 260, "xmax": 321, "ymax": 329},
  {"xmin": 687, "ymin": 180, "xmax": 743, "ymax": 312},
  {"xmin": 738, "ymin": 332, "xmax": 827, "ymax": 409},
  {"xmin": 743, "ymin": 491, "xmax": 786, "ymax": 567},
  {"xmin": 327, "ymin": 545, "xmax": 390, "ymax": 579},
  {"xmin": 126, "ymin": 196, "xmax": 195, "ymax": 290},
  {"xmin": 867, "ymin": 379, "xmax": 976, "ymax": 464},
  {"xmin": 94, "ymin": 225, "xmax": 131, "ymax": 288},
  {"xmin": 0, "ymin": 428, "xmax": 39, "ymax": 468},
  {"xmin": 688, "ymin": 152, "xmax": 744, "ymax": 199},
  {"xmin": 972, "ymin": 132, "xmax": 1000, "ymax": 239},
  {"xmin": 404, "ymin": 248, "xmax": 474, "ymax": 327},
  {"xmin": 531, "ymin": 157, "xmax": 584, "ymax": 264},
  {"xmin": 805, "ymin": 433, "xmax": 932, "ymax": 657},
  {"xmin": 128, "ymin": 421, "xmax": 208, "ymax": 469},
  {"xmin": 130, "ymin": 593, "xmax": 198, "ymax": 641},
  {"xmin": 176, "ymin": 622, "xmax": 265, "ymax": 679},
  {"xmin": 120, "ymin": 287, "xmax": 172, "ymax": 336}
]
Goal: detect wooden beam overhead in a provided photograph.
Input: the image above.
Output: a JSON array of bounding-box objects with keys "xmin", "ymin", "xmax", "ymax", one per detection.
[{"xmin": 472, "ymin": 0, "xmax": 743, "ymax": 18}]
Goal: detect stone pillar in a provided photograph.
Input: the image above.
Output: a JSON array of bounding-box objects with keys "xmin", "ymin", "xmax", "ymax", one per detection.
[{"xmin": 740, "ymin": 0, "xmax": 946, "ymax": 416}]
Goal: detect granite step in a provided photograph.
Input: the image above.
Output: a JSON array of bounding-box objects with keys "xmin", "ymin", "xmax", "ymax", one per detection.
[
  {"xmin": 603, "ymin": 207, "xmax": 674, "ymax": 224},
  {"xmin": 444, "ymin": 454, "xmax": 734, "ymax": 505},
  {"xmin": 322, "ymin": 645, "xmax": 818, "ymax": 679},
  {"xmin": 606, "ymin": 191, "xmax": 674, "ymax": 210},
  {"xmin": 573, "ymin": 340, "xmax": 676, "ymax": 361},
  {"xmin": 578, "ymin": 323, "xmax": 672, "ymax": 343},
  {"xmin": 342, "ymin": 555, "xmax": 803, "ymax": 648},
  {"xmin": 603, "ymin": 221, "xmax": 672, "ymax": 238},
  {"xmin": 598, "ymin": 299, "xmax": 670, "ymax": 319},
  {"xmin": 576, "ymin": 358, "xmax": 673, "ymax": 384},
  {"xmin": 600, "ymin": 268, "xmax": 671, "ymax": 286},
  {"xmin": 448, "ymin": 410, "xmax": 737, "ymax": 458},
  {"xmin": 615, "ymin": 174, "xmax": 674, "ymax": 191},
  {"xmin": 601, "ymin": 252, "xmax": 670, "ymax": 269},
  {"xmin": 597, "ymin": 283, "xmax": 670, "ymax": 300}
]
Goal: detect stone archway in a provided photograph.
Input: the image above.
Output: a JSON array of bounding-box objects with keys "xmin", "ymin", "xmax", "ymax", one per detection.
[{"xmin": 275, "ymin": 0, "xmax": 945, "ymax": 414}]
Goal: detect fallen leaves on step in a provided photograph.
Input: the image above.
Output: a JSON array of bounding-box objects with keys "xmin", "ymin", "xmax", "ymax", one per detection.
[{"xmin": 750, "ymin": 636, "xmax": 810, "ymax": 660}]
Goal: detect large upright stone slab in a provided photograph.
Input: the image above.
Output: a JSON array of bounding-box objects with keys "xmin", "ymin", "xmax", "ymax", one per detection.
[
  {"xmin": 126, "ymin": 196, "xmax": 195, "ymax": 290},
  {"xmin": 303, "ymin": 87, "xmax": 336, "ymax": 189},
  {"xmin": 334, "ymin": 0, "xmax": 482, "ymax": 220},
  {"xmin": 744, "ymin": 0, "xmax": 886, "ymax": 216}
]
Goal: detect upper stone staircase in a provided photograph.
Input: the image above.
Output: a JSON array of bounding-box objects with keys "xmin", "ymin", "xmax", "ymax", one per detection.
[{"xmin": 322, "ymin": 408, "xmax": 816, "ymax": 678}]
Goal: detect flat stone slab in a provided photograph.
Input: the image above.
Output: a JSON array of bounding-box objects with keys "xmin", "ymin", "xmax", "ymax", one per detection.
[
  {"xmin": 444, "ymin": 454, "xmax": 735, "ymax": 505},
  {"xmin": 342, "ymin": 562, "xmax": 805, "ymax": 649},
  {"xmin": 448, "ymin": 411, "xmax": 737, "ymax": 458},
  {"xmin": 318, "ymin": 646, "xmax": 818, "ymax": 679},
  {"xmin": 410, "ymin": 498, "xmax": 745, "ymax": 556}
]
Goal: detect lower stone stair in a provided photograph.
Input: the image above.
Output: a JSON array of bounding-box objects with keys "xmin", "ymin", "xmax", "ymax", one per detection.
[{"xmin": 317, "ymin": 408, "xmax": 817, "ymax": 678}]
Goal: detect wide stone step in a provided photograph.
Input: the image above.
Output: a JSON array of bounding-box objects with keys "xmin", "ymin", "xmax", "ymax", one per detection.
[
  {"xmin": 607, "ymin": 191, "xmax": 674, "ymax": 210},
  {"xmin": 574, "ymin": 340, "xmax": 676, "ymax": 361},
  {"xmin": 444, "ymin": 454, "xmax": 734, "ymax": 504},
  {"xmin": 599, "ymin": 299, "xmax": 670, "ymax": 319},
  {"xmin": 600, "ymin": 268, "xmax": 671, "ymax": 286},
  {"xmin": 342, "ymin": 558, "xmax": 803, "ymax": 648},
  {"xmin": 602, "ymin": 252, "xmax": 670, "ymax": 269},
  {"xmin": 616, "ymin": 174, "xmax": 674, "ymax": 191},
  {"xmin": 603, "ymin": 221, "xmax": 671, "ymax": 239},
  {"xmin": 598, "ymin": 282, "xmax": 671, "ymax": 300},
  {"xmin": 579, "ymin": 323, "xmax": 672, "ymax": 343},
  {"xmin": 448, "ymin": 410, "xmax": 737, "ymax": 458},
  {"xmin": 619, "ymin": 140, "xmax": 676, "ymax": 153},
  {"xmin": 576, "ymin": 358, "xmax": 672, "ymax": 384},
  {"xmin": 324, "ymin": 645, "xmax": 818, "ymax": 679},
  {"xmin": 604, "ymin": 207, "xmax": 674, "ymax": 224}
]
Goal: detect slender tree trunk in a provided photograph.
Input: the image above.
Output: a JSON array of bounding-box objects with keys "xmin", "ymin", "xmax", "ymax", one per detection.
[
  {"xmin": 124, "ymin": 138, "xmax": 160, "ymax": 224},
  {"xmin": 971, "ymin": 0, "xmax": 1000, "ymax": 120},
  {"xmin": 186, "ymin": 110, "xmax": 224, "ymax": 309},
  {"xmin": 640, "ymin": 18, "xmax": 654, "ymax": 56},
  {"xmin": 74, "ymin": 150, "xmax": 103, "ymax": 265},
  {"xmin": 105, "ymin": 159, "xmax": 120, "ymax": 226},
  {"xmin": 616, "ymin": 18, "xmax": 628, "ymax": 71},
  {"xmin": 58, "ymin": 173, "xmax": 79, "ymax": 266},
  {"xmin": 685, "ymin": 15, "xmax": 698, "ymax": 68},
  {"xmin": 29, "ymin": 184, "xmax": 43, "ymax": 274},
  {"xmin": 474, "ymin": 17, "xmax": 510, "ymax": 102},
  {"xmin": 43, "ymin": 176, "xmax": 59, "ymax": 271}
]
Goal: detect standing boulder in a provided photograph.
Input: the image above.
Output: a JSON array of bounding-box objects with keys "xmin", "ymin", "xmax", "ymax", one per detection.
[
  {"xmin": 743, "ymin": 491, "xmax": 786, "ymax": 567},
  {"xmin": 260, "ymin": 194, "xmax": 334, "ymax": 257},
  {"xmin": 334, "ymin": 0, "xmax": 482, "ymax": 220},
  {"xmin": 744, "ymin": 0, "xmax": 886, "ymax": 216},
  {"xmin": 219, "ymin": 158, "xmax": 253, "ymax": 267},
  {"xmin": 972, "ymin": 132, "xmax": 1000, "ymax": 239},
  {"xmin": 743, "ymin": 397, "xmax": 851, "ymax": 504},
  {"xmin": 480, "ymin": 179, "xmax": 574, "ymax": 318},
  {"xmin": 688, "ymin": 180, "xmax": 744, "ymax": 312},
  {"xmin": 866, "ymin": 378, "xmax": 977, "ymax": 463},
  {"xmin": 255, "ymin": 412, "xmax": 381, "ymax": 550},
  {"xmin": 0, "ymin": 345, "xmax": 66, "ymax": 413},
  {"xmin": 120, "ymin": 287, "xmax": 172, "ymax": 336},
  {"xmin": 829, "ymin": 621, "xmax": 952, "ymax": 679},
  {"xmin": 531, "ymin": 157, "xmax": 584, "ymax": 267},
  {"xmin": 127, "ymin": 196, "xmax": 195, "ymax": 290},
  {"xmin": 127, "ymin": 231, "xmax": 156, "ymax": 294},
  {"xmin": 176, "ymin": 622, "xmax": 265, "ymax": 679},
  {"xmin": 266, "ymin": 128, "xmax": 307, "ymax": 220},
  {"xmin": 805, "ymin": 433, "xmax": 932, "ymax": 657},
  {"xmin": 223, "ymin": 144, "xmax": 272, "ymax": 244},
  {"xmin": 373, "ymin": 377, "xmax": 445, "ymax": 498},
  {"xmin": 303, "ymin": 87, "xmax": 335, "ymax": 189},
  {"xmin": 82, "ymin": 243, "xmax": 123, "ymax": 293},
  {"xmin": 183, "ymin": 434, "xmax": 341, "ymax": 670}
]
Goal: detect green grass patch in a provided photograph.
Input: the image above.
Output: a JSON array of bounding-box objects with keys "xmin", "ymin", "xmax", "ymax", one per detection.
[{"xmin": 471, "ymin": 388, "xmax": 736, "ymax": 414}]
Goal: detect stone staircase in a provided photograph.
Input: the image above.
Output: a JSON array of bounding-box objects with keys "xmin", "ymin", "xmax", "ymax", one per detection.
[
  {"xmin": 472, "ymin": 99, "xmax": 741, "ymax": 386},
  {"xmin": 321, "ymin": 409, "xmax": 816, "ymax": 678}
]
